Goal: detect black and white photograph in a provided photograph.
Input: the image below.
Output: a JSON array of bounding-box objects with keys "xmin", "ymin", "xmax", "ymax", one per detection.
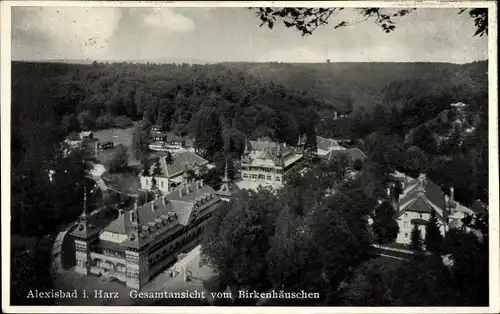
[{"xmin": 1, "ymin": 1, "xmax": 498, "ymax": 312}]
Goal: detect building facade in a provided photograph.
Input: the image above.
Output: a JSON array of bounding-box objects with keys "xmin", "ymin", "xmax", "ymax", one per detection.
[
  {"xmin": 388, "ymin": 173, "xmax": 474, "ymax": 245},
  {"xmin": 71, "ymin": 179, "xmax": 222, "ymax": 289},
  {"xmin": 148, "ymin": 125, "xmax": 195, "ymax": 153},
  {"xmin": 240, "ymin": 138, "xmax": 304, "ymax": 189},
  {"xmin": 139, "ymin": 151, "xmax": 210, "ymax": 194}
]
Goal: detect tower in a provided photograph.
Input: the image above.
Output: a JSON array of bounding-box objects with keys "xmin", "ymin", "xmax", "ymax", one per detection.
[
  {"xmin": 125, "ymin": 197, "xmax": 149, "ymax": 289},
  {"xmin": 275, "ymin": 143, "xmax": 284, "ymax": 167},
  {"xmin": 71, "ymin": 186, "xmax": 99, "ymax": 275},
  {"xmin": 242, "ymin": 138, "xmax": 251, "ymax": 163},
  {"xmin": 217, "ymin": 157, "xmax": 239, "ymax": 202}
]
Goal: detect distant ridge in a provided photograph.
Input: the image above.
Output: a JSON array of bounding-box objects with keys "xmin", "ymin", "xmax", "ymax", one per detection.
[{"xmin": 14, "ymin": 57, "xmax": 216, "ymax": 65}]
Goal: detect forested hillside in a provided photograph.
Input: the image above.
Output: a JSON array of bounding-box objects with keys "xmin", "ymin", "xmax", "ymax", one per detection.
[{"xmin": 11, "ymin": 60, "xmax": 488, "ymax": 207}]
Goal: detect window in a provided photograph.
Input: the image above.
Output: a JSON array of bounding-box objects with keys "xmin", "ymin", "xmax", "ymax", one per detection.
[
  {"xmin": 243, "ymin": 174, "xmax": 248, "ymax": 178},
  {"xmin": 161, "ymin": 181, "xmax": 164, "ymax": 188},
  {"xmin": 276, "ymin": 177, "xmax": 281, "ymax": 182},
  {"xmin": 404, "ymin": 213, "xmax": 408, "ymax": 217},
  {"xmin": 419, "ymin": 214, "xmax": 423, "ymax": 218},
  {"xmin": 266, "ymin": 176, "xmax": 271, "ymax": 180},
  {"xmin": 251, "ymin": 174, "xmax": 257, "ymax": 179},
  {"xmin": 405, "ymin": 233, "xmax": 409, "ymax": 238},
  {"xmin": 404, "ymin": 221, "xmax": 409, "ymax": 229}
]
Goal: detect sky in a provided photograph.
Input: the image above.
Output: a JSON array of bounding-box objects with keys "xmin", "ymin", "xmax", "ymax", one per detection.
[{"xmin": 11, "ymin": 5, "xmax": 489, "ymax": 63}]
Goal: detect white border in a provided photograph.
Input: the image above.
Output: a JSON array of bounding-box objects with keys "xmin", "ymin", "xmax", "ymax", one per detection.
[{"xmin": 1, "ymin": 1, "xmax": 498, "ymax": 313}]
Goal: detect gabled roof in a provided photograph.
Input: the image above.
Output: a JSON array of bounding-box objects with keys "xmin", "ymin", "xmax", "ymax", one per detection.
[
  {"xmin": 396, "ymin": 174, "xmax": 447, "ymax": 221},
  {"xmin": 325, "ymin": 147, "xmax": 367, "ymax": 161},
  {"xmin": 151, "ymin": 151, "xmax": 208, "ymax": 178}
]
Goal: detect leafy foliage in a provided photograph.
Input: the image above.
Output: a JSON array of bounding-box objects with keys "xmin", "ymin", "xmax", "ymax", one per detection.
[
  {"xmin": 252, "ymin": 7, "xmax": 487, "ymax": 37},
  {"xmin": 424, "ymin": 210, "xmax": 443, "ymax": 254},
  {"xmin": 106, "ymin": 144, "xmax": 129, "ymax": 173},
  {"xmin": 410, "ymin": 224, "xmax": 423, "ymax": 252},
  {"xmin": 372, "ymin": 201, "xmax": 399, "ymax": 245}
]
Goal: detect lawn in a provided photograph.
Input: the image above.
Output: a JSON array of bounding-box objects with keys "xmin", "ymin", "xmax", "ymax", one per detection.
[{"xmin": 92, "ymin": 127, "xmax": 138, "ymax": 165}]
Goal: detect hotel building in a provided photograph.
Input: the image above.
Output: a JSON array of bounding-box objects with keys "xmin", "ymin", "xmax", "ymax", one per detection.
[
  {"xmin": 71, "ymin": 178, "xmax": 222, "ymax": 289},
  {"xmin": 239, "ymin": 138, "xmax": 304, "ymax": 188},
  {"xmin": 139, "ymin": 151, "xmax": 210, "ymax": 194}
]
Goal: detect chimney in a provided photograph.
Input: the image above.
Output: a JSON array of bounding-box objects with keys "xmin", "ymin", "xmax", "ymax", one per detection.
[
  {"xmin": 151, "ymin": 201, "xmax": 155, "ymax": 211},
  {"xmin": 162, "ymin": 197, "xmax": 168, "ymax": 206},
  {"xmin": 119, "ymin": 209, "xmax": 124, "ymax": 216},
  {"xmin": 186, "ymin": 182, "xmax": 191, "ymax": 194},
  {"xmin": 179, "ymin": 188, "xmax": 184, "ymax": 198},
  {"xmin": 200, "ymin": 179, "xmax": 204, "ymax": 187},
  {"xmin": 450, "ymin": 187, "xmax": 454, "ymax": 202}
]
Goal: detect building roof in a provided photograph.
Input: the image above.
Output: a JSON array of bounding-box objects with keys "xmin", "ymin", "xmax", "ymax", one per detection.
[
  {"xmin": 396, "ymin": 174, "xmax": 446, "ymax": 221},
  {"xmin": 317, "ymin": 136, "xmax": 341, "ymax": 151},
  {"xmin": 245, "ymin": 139, "xmax": 301, "ymax": 168},
  {"xmin": 115, "ymin": 180, "xmax": 221, "ymax": 249},
  {"xmin": 150, "ymin": 151, "xmax": 208, "ymax": 178},
  {"xmin": 325, "ymin": 147, "xmax": 367, "ymax": 162}
]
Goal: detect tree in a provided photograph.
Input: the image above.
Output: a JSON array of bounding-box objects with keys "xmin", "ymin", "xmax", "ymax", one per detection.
[
  {"xmin": 61, "ymin": 114, "xmax": 80, "ymax": 133},
  {"xmin": 195, "ymin": 109, "xmax": 224, "ymax": 160},
  {"xmin": 200, "ymin": 191, "xmax": 276, "ymax": 292},
  {"xmin": 252, "ymin": 8, "xmax": 487, "ymax": 37},
  {"xmin": 165, "ymin": 151, "xmax": 173, "ymax": 165},
  {"xmin": 132, "ymin": 127, "xmax": 150, "ymax": 165},
  {"xmin": 312, "ymin": 188, "xmax": 375, "ymax": 301},
  {"xmin": 410, "ymin": 224, "xmax": 423, "ymax": 252},
  {"xmin": 11, "ymin": 236, "xmax": 55, "ymax": 305},
  {"xmin": 77, "ymin": 110, "xmax": 94, "ymax": 130},
  {"xmin": 341, "ymin": 257, "xmax": 397, "ymax": 305},
  {"xmin": 424, "ymin": 210, "xmax": 443, "ymax": 254},
  {"xmin": 372, "ymin": 201, "xmax": 399, "ymax": 245},
  {"xmin": 353, "ymin": 158, "xmax": 363, "ymax": 171},
  {"xmin": 106, "ymin": 144, "xmax": 129, "ymax": 173},
  {"xmin": 391, "ymin": 254, "xmax": 456, "ymax": 306},
  {"xmin": 402, "ymin": 145, "xmax": 429, "ymax": 177},
  {"xmin": 266, "ymin": 205, "xmax": 326, "ymax": 305}
]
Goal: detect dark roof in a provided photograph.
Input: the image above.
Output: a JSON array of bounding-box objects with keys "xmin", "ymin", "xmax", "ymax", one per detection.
[
  {"xmin": 406, "ymin": 197, "xmax": 433, "ymax": 214},
  {"xmin": 396, "ymin": 174, "xmax": 447, "ymax": 221},
  {"xmin": 151, "ymin": 151, "xmax": 209, "ymax": 178},
  {"xmin": 399, "ymin": 177, "xmax": 446, "ymax": 211},
  {"xmin": 115, "ymin": 180, "xmax": 221, "ymax": 249}
]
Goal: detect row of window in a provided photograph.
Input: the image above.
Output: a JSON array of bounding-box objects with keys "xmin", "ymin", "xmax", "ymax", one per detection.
[
  {"xmin": 242, "ymin": 173, "xmax": 281, "ymax": 181},
  {"xmin": 147, "ymin": 212, "xmax": 212, "ymax": 254},
  {"xmin": 148, "ymin": 228, "xmax": 203, "ymax": 267},
  {"xmin": 76, "ymin": 242, "xmax": 86, "ymax": 252},
  {"xmin": 126, "ymin": 254, "xmax": 140, "ymax": 264}
]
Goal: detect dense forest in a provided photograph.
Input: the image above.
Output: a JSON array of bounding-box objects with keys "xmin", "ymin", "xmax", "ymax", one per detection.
[{"xmin": 10, "ymin": 59, "xmax": 488, "ymax": 305}]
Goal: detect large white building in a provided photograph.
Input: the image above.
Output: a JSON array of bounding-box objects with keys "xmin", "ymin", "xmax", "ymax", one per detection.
[
  {"xmin": 239, "ymin": 138, "xmax": 304, "ymax": 189},
  {"xmin": 388, "ymin": 173, "xmax": 475, "ymax": 245},
  {"xmin": 139, "ymin": 151, "xmax": 210, "ymax": 194},
  {"xmin": 71, "ymin": 178, "xmax": 222, "ymax": 289}
]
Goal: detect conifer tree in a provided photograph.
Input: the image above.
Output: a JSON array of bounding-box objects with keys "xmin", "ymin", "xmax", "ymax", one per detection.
[
  {"xmin": 424, "ymin": 211, "xmax": 443, "ymax": 254},
  {"xmin": 410, "ymin": 224, "xmax": 424, "ymax": 252}
]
